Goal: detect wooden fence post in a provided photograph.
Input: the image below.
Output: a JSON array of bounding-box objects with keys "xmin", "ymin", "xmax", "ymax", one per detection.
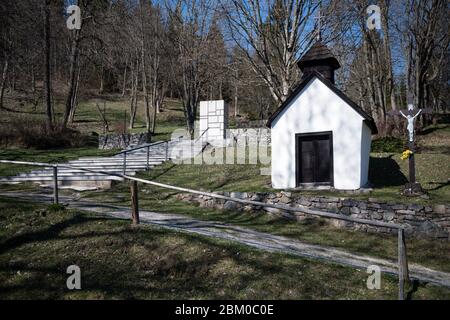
[
  {"xmin": 130, "ymin": 180, "xmax": 139, "ymax": 225},
  {"xmin": 398, "ymin": 228, "xmax": 410, "ymax": 300},
  {"xmin": 165, "ymin": 141, "xmax": 169, "ymax": 161},
  {"xmin": 123, "ymin": 152, "xmax": 127, "ymax": 175},
  {"xmin": 146, "ymin": 146, "xmax": 150, "ymax": 170},
  {"xmin": 53, "ymin": 166, "xmax": 59, "ymax": 204}
]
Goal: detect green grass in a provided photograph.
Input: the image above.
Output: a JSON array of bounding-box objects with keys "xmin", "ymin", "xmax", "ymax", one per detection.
[
  {"xmin": 141, "ymin": 160, "xmax": 272, "ymax": 192},
  {"xmin": 81, "ymin": 183, "xmax": 450, "ymax": 274},
  {"xmin": 1, "ymin": 197, "xmax": 449, "ymax": 300},
  {"xmin": 1, "ymin": 93, "xmax": 186, "ymax": 141},
  {"xmin": 128, "ymin": 149, "xmax": 449, "ymax": 204},
  {"xmin": 136, "ymin": 124, "xmax": 450, "ymax": 204}
]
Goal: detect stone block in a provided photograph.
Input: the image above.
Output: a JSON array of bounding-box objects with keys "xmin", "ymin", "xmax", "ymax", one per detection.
[
  {"xmin": 396, "ymin": 209, "xmax": 415, "ymax": 215},
  {"xmin": 383, "ymin": 211, "xmax": 395, "ymax": 221},
  {"xmin": 433, "ymin": 204, "xmax": 446, "ymax": 214},
  {"xmin": 408, "ymin": 204, "xmax": 424, "ymax": 211},
  {"xmin": 223, "ymin": 201, "xmax": 239, "ymax": 211}
]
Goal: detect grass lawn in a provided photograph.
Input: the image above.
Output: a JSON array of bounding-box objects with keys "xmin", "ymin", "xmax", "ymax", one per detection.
[
  {"xmin": 130, "ymin": 151, "xmax": 449, "ymax": 204},
  {"xmin": 1, "ymin": 197, "xmax": 449, "ymax": 300},
  {"xmin": 128, "ymin": 124, "xmax": 450, "ymax": 205},
  {"xmin": 81, "ymin": 182, "xmax": 450, "ymax": 274},
  {"xmin": 1, "ymin": 93, "xmax": 186, "ymax": 142}
]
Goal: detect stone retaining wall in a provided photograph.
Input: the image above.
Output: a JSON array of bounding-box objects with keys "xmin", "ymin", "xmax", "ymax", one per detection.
[
  {"xmin": 175, "ymin": 191, "xmax": 450, "ymax": 240},
  {"xmin": 228, "ymin": 128, "xmax": 271, "ymax": 146},
  {"xmin": 99, "ymin": 132, "xmax": 150, "ymax": 150}
]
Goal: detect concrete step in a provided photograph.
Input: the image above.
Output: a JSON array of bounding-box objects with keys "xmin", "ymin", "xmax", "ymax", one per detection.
[
  {"xmin": 0, "ymin": 175, "xmax": 125, "ymax": 182},
  {"xmin": 68, "ymin": 157, "xmax": 164, "ymax": 163},
  {"xmin": 63, "ymin": 163, "xmax": 154, "ymax": 168},
  {"xmin": 62, "ymin": 165, "xmax": 159, "ymax": 170},
  {"xmin": 0, "ymin": 139, "xmax": 206, "ymax": 190},
  {"xmin": 31, "ymin": 168, "xmax": 152, "ymax": 174},
  {"xmin": 77, "ymin": 156, "xmax": 168, "ymax": 161},
  {"xmin": 15, "ymin": 171, "xmax": 138, "ymax": 177}
]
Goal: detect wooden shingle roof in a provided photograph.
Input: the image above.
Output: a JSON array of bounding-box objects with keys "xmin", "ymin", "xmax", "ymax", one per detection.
[{"xmin": 297, "ymin": 41, "xmax": 341, "ymax": 70}]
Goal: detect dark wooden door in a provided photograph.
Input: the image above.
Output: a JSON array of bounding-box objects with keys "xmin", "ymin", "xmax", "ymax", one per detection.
[{"xmin": 296, "ymin": 132, "xmax": 333, "ymax": 185}]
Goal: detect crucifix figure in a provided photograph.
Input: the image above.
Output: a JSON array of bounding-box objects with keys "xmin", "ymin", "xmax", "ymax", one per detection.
[
  {"xmin": 399, "ymin": 103, "xmax": 422, "ymax": 143},
  {"xmin": 388, "ymin": 95, "xmax": 432, "ymax": 193}
]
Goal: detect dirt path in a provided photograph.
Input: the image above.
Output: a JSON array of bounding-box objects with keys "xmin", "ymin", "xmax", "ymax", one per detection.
[{"xmin": 1, "ymin": 191, "xmax": 450, "ymax": 288}]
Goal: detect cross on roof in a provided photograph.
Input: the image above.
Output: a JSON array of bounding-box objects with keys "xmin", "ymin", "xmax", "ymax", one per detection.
[{"xmin": 314, "ymin": 6, "xmax": 322, "ymax": 41}]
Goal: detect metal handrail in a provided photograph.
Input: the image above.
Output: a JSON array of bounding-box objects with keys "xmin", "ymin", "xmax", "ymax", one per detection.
[
  {"xmin": 115, "ymin": 136, "xmax": 184, "ymax": 173},
  {"xmin": 194, "ymin": 127, "xmax": 209, "ymax": 143},
  {"xmin": 115, "ymin": 140, "xmax": 167, "ymax": 156}
]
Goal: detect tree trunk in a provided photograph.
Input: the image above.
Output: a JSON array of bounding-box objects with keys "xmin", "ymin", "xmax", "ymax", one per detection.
[
  {"xmin": 62, "ymin": 28, "xmax": 81, "ymax": 128},
  {"xmin": 129, "ymin": 51, "xmax": 139, "ymax": 129},
  {"xmin": 11, "ymin": 64, "xmax": 16, "ymax": 91},
  {"xmin": 31, "ymin": 64, "xmax": 36, "ymax": 94},
  {"xmin": 379, "ymin": 0, "xmax": 397, "ymax": 123},
  {"xmin": 43, "ymin": 0, "xmax": 53, "ymax": 130},
  {"xmin": 363, "ymin": 39, "xmax": 378, "ymax": 124},
  {"xmin": 0, "ymin": 58, "xmax": 9, "ymax": 110},
  {"xmin": 99, "ymin": 65, "xmax": 104, "ymax": 94},
  {"xmin": 69, "ymin": 65, "xmax": 82, "ymax": 123},
  {"xmin": 139, "ymin": 1, "xmax": 151, "ymax": 133},
  {"xmin": 122, "ymin": 56, "xmax": 128, "ymax": 97},
  {"xmin": 129, "ymin": 65, "xmax": 138, "ymax": 129},
  {"xmin": 234, "ymin": 69, "xmax": 238, "ymax": 117}
]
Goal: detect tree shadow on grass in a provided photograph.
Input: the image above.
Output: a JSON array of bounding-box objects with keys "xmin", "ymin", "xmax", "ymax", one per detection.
[
  {"xmin": 427, "ymin": 181, "xmax": 450, "ymax": 191},
  {"xmin": 0, "ymin": 214, "xmax": 105, "ymax": 254},
  {"xmin": 369, "ymin": 155, "xmax": 408, "ymax": 188}
]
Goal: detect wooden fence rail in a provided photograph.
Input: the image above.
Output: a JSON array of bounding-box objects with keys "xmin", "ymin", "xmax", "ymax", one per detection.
[{"xmin": 0, "ymin": 159, "xmax": 410, "ymax": 299}]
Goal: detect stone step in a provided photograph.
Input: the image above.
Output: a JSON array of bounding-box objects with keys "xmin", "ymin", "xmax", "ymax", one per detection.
[
  {"xmin": 0, "ymin": 175, "xmax": 125, "ymax": 182},
  {"xmin": 0, "ymin": 139, "xmax": 206, "ymax": 190},
  {"xmin": 68, "ymin": 159, "xmax": 163, "ymax": 166},
  {"xmin": 76, "ymin": 156, "xmax": 168, "ymax": 161},
  {"xmin": 69, "ymin": 155, "xmax": 166, "ymax": 162},
  {"xmin": 62, "ymin": 165, "xmax": 159, "ymax": 170},
  {"xmin": 31, "ymin": 167, "xmax": 152, "ymax": 173},
  {"xmin": 15, "ymin": 170, "xmax": 139, "ymax": 177}
]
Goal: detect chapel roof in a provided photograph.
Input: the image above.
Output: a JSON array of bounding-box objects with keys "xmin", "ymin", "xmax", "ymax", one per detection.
[
  {"xmin": 266, "ymin": 71, "xmax": 378, "ymax": 134},
  {"xmin": 297, "ymin": 41, "xmax": 341, "ymax": 70}
]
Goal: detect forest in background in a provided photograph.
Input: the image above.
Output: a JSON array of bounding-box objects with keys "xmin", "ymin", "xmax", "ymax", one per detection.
[{"xmin": 0, "ymin": 0, "xmax": 449, "ymax": 140}]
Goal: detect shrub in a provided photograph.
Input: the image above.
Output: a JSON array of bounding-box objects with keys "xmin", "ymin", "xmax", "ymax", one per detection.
[
  {"xmin": 371, "ymin": 136, "xmax": 405, "ymax": 153},
  {"xmin": 0, "ymin": 116, "xmax": 97, "ymax": 149}
]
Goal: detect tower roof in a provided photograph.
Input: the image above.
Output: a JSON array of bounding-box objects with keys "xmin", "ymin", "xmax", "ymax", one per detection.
[{"xmin": 297, "ymin": 41, "xmax": 341, "ymax": 70}]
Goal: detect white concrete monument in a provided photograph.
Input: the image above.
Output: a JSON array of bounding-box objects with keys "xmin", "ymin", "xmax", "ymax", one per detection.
[{"xmin": 199, "ymin": 100, "xmax": 228, "ymax": 142}]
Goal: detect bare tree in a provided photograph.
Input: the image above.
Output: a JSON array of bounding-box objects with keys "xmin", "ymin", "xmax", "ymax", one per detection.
[
  {"xmin": 166, "ymin": 0, "xmax": 221, "ymax": 136},
  {"xmin": 43, "ymin": 0, "xmax": 53, "ymax": 129},
  {"xmin": 223, "ymin": 0, "xmax": 318, "ymax": 103},
  {"xmin": 62, "ymin": 0, "xmax": 82, "ymax": 128},
  {"xmin": 404, "ymin": 0, "xmax": 450, "ymax": 112}
]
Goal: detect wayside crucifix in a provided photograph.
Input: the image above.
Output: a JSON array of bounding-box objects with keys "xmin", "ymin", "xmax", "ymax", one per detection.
[{"xmin": 388, "ymin": 96, "xmax": 432, "ymax": 195}]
